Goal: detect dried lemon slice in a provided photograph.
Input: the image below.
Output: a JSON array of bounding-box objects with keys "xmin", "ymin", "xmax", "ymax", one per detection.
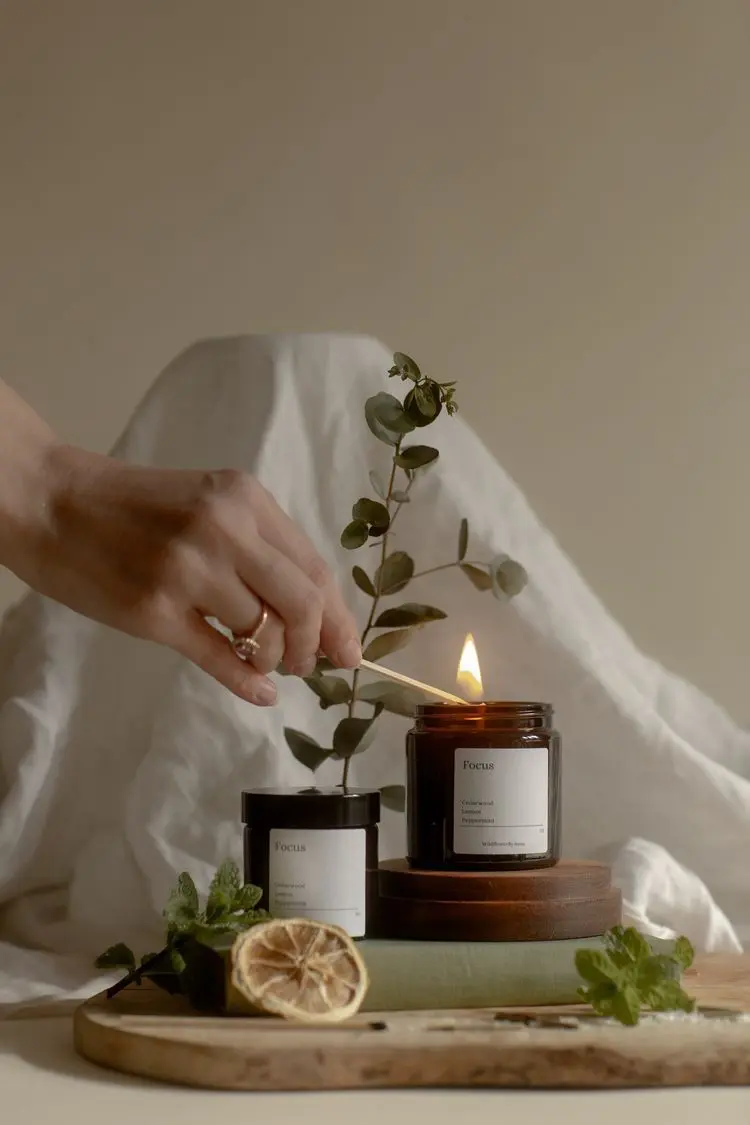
[{"xmin": 230, "ymin": 918, "xmax": 369, "ymax": 1024}]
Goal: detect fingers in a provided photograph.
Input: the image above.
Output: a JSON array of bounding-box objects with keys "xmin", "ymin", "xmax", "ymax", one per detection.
[
  {"xmin": 236, "ymin": 538, "xmax": 324, "ymax": 676},
  {"xmin": 318, "ymin": 586, "xmax": 363, "ymax": 670},
  {"xmin": 172, "ymin": 614, "xmax": 278, "ymax": 707},
  {"xmin": 197, "ymin": 578, "xmax": 285, "ymax": 676},
  {"xmin": 250, "ymin": 486, "xmax": 361, "ymax": 669},
  {"xmin": 233, "ymin": 602, "xmax": 285, "ymax": 677}
]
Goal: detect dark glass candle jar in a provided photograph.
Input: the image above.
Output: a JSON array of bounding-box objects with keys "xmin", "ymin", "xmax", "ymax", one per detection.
[
  {"xmin": 406, "ymin": 702, "xmax": 561, "ymax": 871},
  {"xmin": 242, "ymin": 787, "xmax": 380, "ymax": 938}
]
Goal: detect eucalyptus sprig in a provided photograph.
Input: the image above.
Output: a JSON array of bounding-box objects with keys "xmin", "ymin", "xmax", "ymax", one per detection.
[
  {"xmin": 95, "ymin": 859, "xmax": 268, "ymax": 1001},
  {"xmin": 575, "ymin": 926, "xmax": 696, "ymax": 1026},
  {"xmin": 284, "ymin": 352, "xmax": 529, "ymax": 805}
]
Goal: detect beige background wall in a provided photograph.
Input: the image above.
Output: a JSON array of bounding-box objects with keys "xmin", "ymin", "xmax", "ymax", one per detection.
[{"xmin": 1, "ymin": 0, "xmax": 749, "ymax": 719}]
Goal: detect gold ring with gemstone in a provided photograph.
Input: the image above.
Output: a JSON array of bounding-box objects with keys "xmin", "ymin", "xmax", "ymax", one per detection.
[{"xmin": 232, "ymin": 603, "xmax": 269, "ymax": 660}]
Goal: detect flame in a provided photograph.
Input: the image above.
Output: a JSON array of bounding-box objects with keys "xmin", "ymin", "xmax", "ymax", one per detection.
[{"xmin": 456, "ymin": 633, "xmax": 483, "ymax": 700}]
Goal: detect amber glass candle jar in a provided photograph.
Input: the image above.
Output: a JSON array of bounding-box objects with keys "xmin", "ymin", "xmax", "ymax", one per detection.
[{"xmin": 406, "ymin": 702, "xmax": 561, "ymax": 871}]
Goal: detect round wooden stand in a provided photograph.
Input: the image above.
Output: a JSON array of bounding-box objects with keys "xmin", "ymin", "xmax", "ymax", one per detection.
[{"xmin": 374, "ymin": 859, "xmax": 622, "ymax": 941}]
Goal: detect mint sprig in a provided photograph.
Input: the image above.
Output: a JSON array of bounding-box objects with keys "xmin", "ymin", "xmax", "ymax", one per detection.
[
  {"xmin": 575, "ymin": 926, "xmax": 696, "ymax": 1026},
  {"xmin": 95, "ymin": 859, "xmax": 268, "ymax": 999}
]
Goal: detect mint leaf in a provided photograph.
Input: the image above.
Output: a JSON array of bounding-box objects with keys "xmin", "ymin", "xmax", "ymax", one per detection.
[
  {"xmin": 164, "ymin": 872, "xmax": 199, "ymax": 933},
  {"xmin": 577, "ymin": 980, "xmax": 617, "ymax": 1015},
  {"xmin": 619, "ymin": 927, "xmax": 651, "ymax": 963},
  {"xmin": 611, "ymin": 985, "xmax": 641, "ymax": 1026},
  {"xmin": 205, "ymin": 859, "xmax": 241, "ymax": 919},
  {"xmin": 644, "ymin": 980, "xmax": 695, "ymax": 1013},
  {"xmin": 234, "ymin": 883, "xmax": 263, "ymax": 911},
  {"xmin": 97, "ymin": 859, "xmax": 271, "ymax": 1004},
  {"xmin": 672, "ymin": 935, "xmax": 695, "ymax": 971},
  {"xmin": 574, "ymin": 949, "xmax": 621, "ymax": 985},
  {"xmin": 170, "ymin": 948, "xmax": 187, "ymax": 974},
  {"xmin": 637, "ymin": 953, "xmax": 679, "ymax": 990},
  {"xmin": 576, "ymin": 927, "xmax": 697, "ymax": 1026}
]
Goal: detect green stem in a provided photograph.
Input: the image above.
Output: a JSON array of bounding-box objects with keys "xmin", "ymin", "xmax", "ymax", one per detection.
[
  {"xmin": 410, "ymin": 559, "xmax": 485, "ymax": 581},
  {"xmin": 342, "ymin": 439, "xmax": 403, "ymax": 788}
]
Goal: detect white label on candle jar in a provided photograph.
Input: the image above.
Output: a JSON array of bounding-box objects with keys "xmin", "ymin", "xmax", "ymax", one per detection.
[
  {"xmin": 268, "ymin": 827, "xmax": 367, "ymax": 936},
  {"xmin": 453, "ymin": 747, "xmax": 549, "ymax": 855}
]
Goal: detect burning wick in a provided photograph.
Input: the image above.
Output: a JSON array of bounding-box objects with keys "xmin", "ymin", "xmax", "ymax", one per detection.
[{"xmin": 456, "ymin": 633, "xmax": 483, "ymax": 701}]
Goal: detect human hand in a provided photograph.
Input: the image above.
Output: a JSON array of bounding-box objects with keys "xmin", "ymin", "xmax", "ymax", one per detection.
[{"xmin": 14, "ymin": 446, "xmax": 362, "ymax": 706}]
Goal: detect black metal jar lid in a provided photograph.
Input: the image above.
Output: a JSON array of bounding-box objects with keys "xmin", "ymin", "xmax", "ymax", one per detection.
[{"xmin": 241, "ymin": 787, "xmax": 381, "ymax": 829}]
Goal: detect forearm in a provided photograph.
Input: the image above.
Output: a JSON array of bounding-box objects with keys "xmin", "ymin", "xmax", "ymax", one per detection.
[{"xmin": 0, "ymin": 377, "xmax": 62, "ymax": 581}]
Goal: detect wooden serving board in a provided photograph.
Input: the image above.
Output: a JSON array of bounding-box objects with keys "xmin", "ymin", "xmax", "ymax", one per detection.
[
  {"xmin": 375, "ymin": 859, "xmax": 622, "ymax": 941},
  {"xmin": 74, "ymin": 953, "xmax": 750, "ymax": 1091}
]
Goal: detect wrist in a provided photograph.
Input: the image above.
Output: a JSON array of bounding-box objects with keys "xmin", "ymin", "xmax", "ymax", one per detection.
[{"xmin": 0, "ymin": 434, "xmax": 74, "ymax": 586}]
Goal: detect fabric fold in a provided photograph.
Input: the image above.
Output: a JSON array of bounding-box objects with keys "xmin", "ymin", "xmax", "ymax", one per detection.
[{"xmin": 0, "ymin": 332, "xmax": 747, "ymax": 1012}]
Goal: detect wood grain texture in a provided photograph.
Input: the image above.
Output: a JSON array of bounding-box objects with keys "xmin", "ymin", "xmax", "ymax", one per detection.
[
  {"xmin": 73, "ymin": 953, "xmax": 750, "ymax": 1091},
  {"xmin": 375, "ymin": 859, "xmax": 622, "ymax": 940},
  {"xmin": 379, "ymin": 859, "xmax": 614, "ymax": 901}
]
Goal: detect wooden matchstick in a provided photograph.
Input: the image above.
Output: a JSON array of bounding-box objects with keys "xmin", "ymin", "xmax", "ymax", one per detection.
[{"xmin": 359, "ymin": 658, "xmax": 467, "ymax": 705}]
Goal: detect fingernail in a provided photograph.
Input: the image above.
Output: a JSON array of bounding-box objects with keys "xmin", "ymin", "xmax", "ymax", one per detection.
[
  {"xmin": 254, "ymin": 679, "xmax": 277, "ymax": 706},
  {"xmin": 337, "ymin": 639, "xmax": 362, "ymax": 669}
]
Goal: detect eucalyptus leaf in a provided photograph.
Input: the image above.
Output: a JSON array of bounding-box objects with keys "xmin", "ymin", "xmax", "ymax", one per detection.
[
  {"xmin": 283, "ymin": 728, "xmax": 332, "ymax": 772},
  {"xmin": 460, "ymin": 563, "xmax": 493, "ymax": 591},
  {"xmin": 458, "ymin": 518, "xmax": 469, "ymax": 561},
  {"xmin": 391, "ymin": 490, "xmax": 410, "ymax": 503},
  {"xmin": 375, "ymin": 397, "xmax": 415, "ymax": 433},
  {"xmin": 363, "ymin": 628, "xmax": 417, "ymax": 662},
  {"xmin": 353, "ymin": 497, "xmax": 390, "ymax": 528},
  {"xmin": 340, "ymin": 519, "xmax": 369, "ymax": 550},
  {"xmin": 404, "ymin": 382, "xmax": 441, "ymax": 427},
  {"xmin": 304, "ymin": 675, "xmax": 352, "ymax": 708},
  {"xmin": 357, "ymin": 680, "xmax": 425, "ymax": 716},
  {"xmin": 352, "ymin": 566, "xmax": 376, "ymax": 597},
  {"xmin": 374, "ymin": 603, "xmax": 446, "ymax": 628},
  {"xmin": 375, "ymin": 550, "xmax": 414, "ymax": 595},
  {"xmin": 395, "ymin": 445, "xmax": 439, "ymax": 470},
  {"xmin": 368, "ymin": 470, "xmax": 387, "ymax": 499},
  {"xmin": 491, "ymin": 555, "xmax": 529, "ymax": 600},
  {"xmin": 331, "ymin": 703, "xmax": 384, "ymax": 759},
  {"xmin": 94, "ymin": 943, "xmax": 136, "ymax": 971},
  {"xmin": 380, "ymin": 785, "xmax": 407, "ymax": 812},
  {"xmin": 389, "ymin": 352, "xmax": 422, "ymax": 381},
  {"xmin": 365, "ymin": 392, "xmax": 414, "ymax": 445}
]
